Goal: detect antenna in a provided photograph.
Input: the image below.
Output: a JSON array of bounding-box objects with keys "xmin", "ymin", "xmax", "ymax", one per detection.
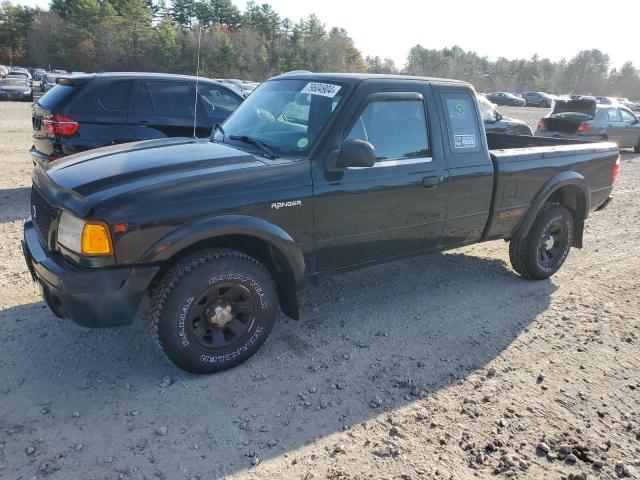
[{"xmin": 193, "ymin": 24, "xmax": 202, "ymax": 138}]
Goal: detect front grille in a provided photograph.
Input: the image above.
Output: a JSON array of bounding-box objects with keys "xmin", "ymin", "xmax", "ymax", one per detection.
[{"xmin": 31, "ymin": 187, "xmax": 57, "ymax": 247}]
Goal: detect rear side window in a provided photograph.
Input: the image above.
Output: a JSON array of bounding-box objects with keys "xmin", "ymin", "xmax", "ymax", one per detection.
[
  {"xmin": 38, "ymin": 85, "xmax": 76, "ymax": 110},
  {"xmin": 607, "ymin": 109, "xmax": 621, "ymax": 122},
  {"xmin": 133, "ymin": 82, "xmax": 153, "ymax": 112},
  {"xmin": 99, "ymin": 80, "xmax": 134, "ymax": 111},
  {"xmin": 442, "ymin": 92, "xmax": 481, "ymax": 152},
  {"xmin": 135, "ymin": 81, "xmax": 195, "ymax": 117},
  {"xmin": 346, "ymin": 98, "xmax": 429, "ymax": 161}
]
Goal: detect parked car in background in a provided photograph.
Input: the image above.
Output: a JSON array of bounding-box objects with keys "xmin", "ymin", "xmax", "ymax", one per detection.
[
  {"xmin": 8, "ymin": 68, "xmax": 32, "ymax": 85},
  {"xmin": 596, "ymin": 96, "xmax": 616, "ymax": 105},
  {"xmin": 216, "ymin": 79, "xmax": 259, "ymax": 98},
  {"xmin": 570, "ymin": 95, "xmax": 596, "ymax": 102},
  {"xmin": 33, "ymin": 69, "xmax": 46, "ymax": 81},
  {"xmin": 521, "ymin": 91, "xmax": 554, "ymax": 107},
  {"xmin": 478, "ymin": 95, "xmax": 533, "ymax": 135},
  {"xmin": 616, "ymin": 97, "xmax": 640, "ymax": 111},
  {"xmin": 0, "ymin": 65, "xmax": 9, "ymax": 77},
  {"xmin": 0, "ymin": 77, "xmax": 33, "ymax": 102},
  {"xmin": 41, "ymin": 73, "xmax": 63, "ymax": 92},
  {"xmin": 52, "ymin": 69, "xmax": 68, "ymax": 75},
  {"xmin": 536, "ymin": 98, "xmax": 640, "ymax": 151},
  {"xmin": 236, "ymin": 81, "xmax": 259, "ymax": 97},
  {"xmin": 30, "ymin": 72, "xmax": 243, "ymax": 163},
  {"xmin": 486, "ymin": 92, "xmax": 526, "ymax": 107}
]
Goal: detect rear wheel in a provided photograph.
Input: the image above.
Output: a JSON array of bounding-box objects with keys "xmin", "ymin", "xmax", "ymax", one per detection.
[
  {"xmin": 147, "ymin": 249, "xmax": 278, "ymax": 373},
  {"xmin": 509, "ymin": 204, "xmax": 574, "ymax": 280}
]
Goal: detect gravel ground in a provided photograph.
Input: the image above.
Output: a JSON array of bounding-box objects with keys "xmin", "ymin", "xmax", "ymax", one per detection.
[{"xmin": 1, "ymin": 102, "xmax": 639, "ymax": 480}]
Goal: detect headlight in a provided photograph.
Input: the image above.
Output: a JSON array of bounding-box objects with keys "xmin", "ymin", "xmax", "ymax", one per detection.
[{"xmin": 57, "ymin": 212, "xmax": 113, "ymax": 256}]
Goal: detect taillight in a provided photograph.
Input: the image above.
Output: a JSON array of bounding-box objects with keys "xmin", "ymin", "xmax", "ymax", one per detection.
[
  {"xmin": 576, "ymin": 122, "xmax": 590, "ymax": 134},
  {"xmin": 611, "ymin": 154, "xmax": 620, "ymax": 184},
  {"xmin": 42, "ymin": 114, "xmax": 79, "ymax": 137},
  {"xmin": 537, "ymin": 119, "xmax": 545, "ymax": 130}
]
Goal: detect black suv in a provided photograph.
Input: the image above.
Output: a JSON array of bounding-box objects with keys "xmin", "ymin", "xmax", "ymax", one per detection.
[
  {"xmin": 521, "ymin": 91, "xmax": 554, "ymax": 108},
  {"xmin": 30, "ymin": 73, "xmax": 243, "ymax": 163}
]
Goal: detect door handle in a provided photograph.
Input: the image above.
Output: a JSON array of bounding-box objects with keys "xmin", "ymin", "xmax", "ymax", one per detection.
[{"xmin": 422, "ymin": 176, "xmax": 441, "ymax": 188}]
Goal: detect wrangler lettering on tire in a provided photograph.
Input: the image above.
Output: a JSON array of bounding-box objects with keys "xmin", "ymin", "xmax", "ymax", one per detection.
[{"xmin": 147, "ymin": 249, "xmax": 278, "ymax": 373}]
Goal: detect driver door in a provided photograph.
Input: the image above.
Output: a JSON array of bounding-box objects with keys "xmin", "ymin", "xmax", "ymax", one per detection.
[{"xmin": 312, "ymin": 86, "xmax": 448, "ymax": 271}]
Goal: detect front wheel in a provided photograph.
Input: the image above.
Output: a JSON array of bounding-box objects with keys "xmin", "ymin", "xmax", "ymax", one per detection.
[
  {"xmin": 509, "ymin": 204, "xmax": 574, "ymax": 280},
  {"xmin": 147, "ymin": 249, "xmax": 278, "ymax": 373}
]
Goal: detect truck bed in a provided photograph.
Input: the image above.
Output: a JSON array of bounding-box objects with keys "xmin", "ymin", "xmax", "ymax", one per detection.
[
  {"xmin": 484, "ymin": 133, "xmax": 618, "ymax": 242},
  {"xmin": 486, "ymin": 132, "xmax": 586, "ymax": 150}
]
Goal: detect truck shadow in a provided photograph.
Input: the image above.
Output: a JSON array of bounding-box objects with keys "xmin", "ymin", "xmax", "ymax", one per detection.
[
  {"xmin": 0, "ymin": 250, "xmax": 556, "ymax": 478},
  {"xmin": 0, "ymin": 186, "xmax": 30, "ymax": 223}
]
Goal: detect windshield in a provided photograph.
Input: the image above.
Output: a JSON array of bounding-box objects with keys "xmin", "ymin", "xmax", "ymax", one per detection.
[
  {"xmin": 1, "ymin": 79, "xmax": 27, "ymax": 87},
  {"xmin": 214, "ymin": 79, "xmax": 346, "ymax": 156}
]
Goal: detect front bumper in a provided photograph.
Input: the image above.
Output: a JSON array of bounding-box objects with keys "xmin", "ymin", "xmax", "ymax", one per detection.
[{"xmin": 22, "ymin": 217, "xmax": 159, "ymax": 328}]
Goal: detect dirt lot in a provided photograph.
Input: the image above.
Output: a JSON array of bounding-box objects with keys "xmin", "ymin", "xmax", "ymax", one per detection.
[{"xmin": 1, "ymin": 101, "xmax": 639, "ymax": 480}]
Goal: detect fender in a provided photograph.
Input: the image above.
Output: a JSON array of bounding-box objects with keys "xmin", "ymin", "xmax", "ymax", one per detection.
[
  {"xmin": 513, "ymin": 171, "xmax": 590, "ymax": 243},
  {"xmin": 140, "ymin": 215, "xmax": 306, "ymax": 318}
]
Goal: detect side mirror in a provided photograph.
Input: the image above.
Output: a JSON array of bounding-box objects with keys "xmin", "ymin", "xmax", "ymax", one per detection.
[
  {"xmin": 336, "ymin": 139, "xmax": 376, "ymax": 168},
  {"xmin": 495, "ymin": 111, "xmax": 503, "ymax": 121}
]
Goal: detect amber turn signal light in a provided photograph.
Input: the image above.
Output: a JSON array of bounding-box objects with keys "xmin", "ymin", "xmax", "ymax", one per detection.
[{"xmin": 81, "ymin": 222, "xmax": 113, "ymax": 255}]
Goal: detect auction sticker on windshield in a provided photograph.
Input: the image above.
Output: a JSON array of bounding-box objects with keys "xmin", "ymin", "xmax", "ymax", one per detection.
[{"xmin": 301, "ymin": 82, "xmax": 342, "ymax": 98}]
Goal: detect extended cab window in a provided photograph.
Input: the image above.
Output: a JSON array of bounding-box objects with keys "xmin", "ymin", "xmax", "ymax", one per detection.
[
  {"xmin": 346, "ymin": 99, "xmax": 429, "ymax": 161},
  {"xmin": 442, "ymin": 93, "xmax": 481, "ymax": 152}
]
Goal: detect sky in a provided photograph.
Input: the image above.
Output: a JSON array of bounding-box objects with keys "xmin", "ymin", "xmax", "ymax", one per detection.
[{"xmin": 13, "ymin": 0, "xmax": 640, "ymax": 70}]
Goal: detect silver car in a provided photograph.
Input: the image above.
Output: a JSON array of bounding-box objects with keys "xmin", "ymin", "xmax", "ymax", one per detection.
[{"xmin": 535, "ymin": 99, "xmax": 640, "ymax": 152}]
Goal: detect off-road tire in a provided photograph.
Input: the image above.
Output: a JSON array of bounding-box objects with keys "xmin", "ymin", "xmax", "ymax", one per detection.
[
  {"xmin": 509, "ymin": 204, "xmax": 574, "ymax": 280},
  {"xmin": 147, "ymin": 249, "xmax": 278, "ymax": 373}
]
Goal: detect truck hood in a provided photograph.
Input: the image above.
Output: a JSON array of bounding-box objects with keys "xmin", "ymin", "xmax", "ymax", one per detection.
[
  {"xmin": 33, "ymin": 137, "xmax": 270, "ymax": 217},
  {"xmin": 42, "ymin": 137, "xmax": 268, "ymax": 198}
]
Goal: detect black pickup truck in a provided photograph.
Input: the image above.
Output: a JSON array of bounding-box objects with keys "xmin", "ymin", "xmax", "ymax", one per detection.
[{"xmin": 22, "ymin": 73, "xmax": 619, "ymax": 373}]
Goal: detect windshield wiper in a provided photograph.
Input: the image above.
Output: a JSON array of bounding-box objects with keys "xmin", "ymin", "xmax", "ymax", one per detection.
[{"xmin": 229, "ymin": 135, "xmax": 279, "ymax": 160}]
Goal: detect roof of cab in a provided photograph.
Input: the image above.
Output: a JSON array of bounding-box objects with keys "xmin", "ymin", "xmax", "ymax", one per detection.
[{"xmin": 269, "ymin": 71, "xmax": 471, "ymax": 88}]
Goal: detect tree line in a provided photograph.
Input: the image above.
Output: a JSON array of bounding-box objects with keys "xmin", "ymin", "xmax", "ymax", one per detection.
[{"xmin": 1, "ymin": 0, "xmax": 639, "ymax": 99}]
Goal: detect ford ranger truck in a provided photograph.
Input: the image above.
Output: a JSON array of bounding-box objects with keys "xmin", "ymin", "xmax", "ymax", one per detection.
[{"xmin": 22, "ymin": 73, "xmax": 619, "ymax": 373}]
